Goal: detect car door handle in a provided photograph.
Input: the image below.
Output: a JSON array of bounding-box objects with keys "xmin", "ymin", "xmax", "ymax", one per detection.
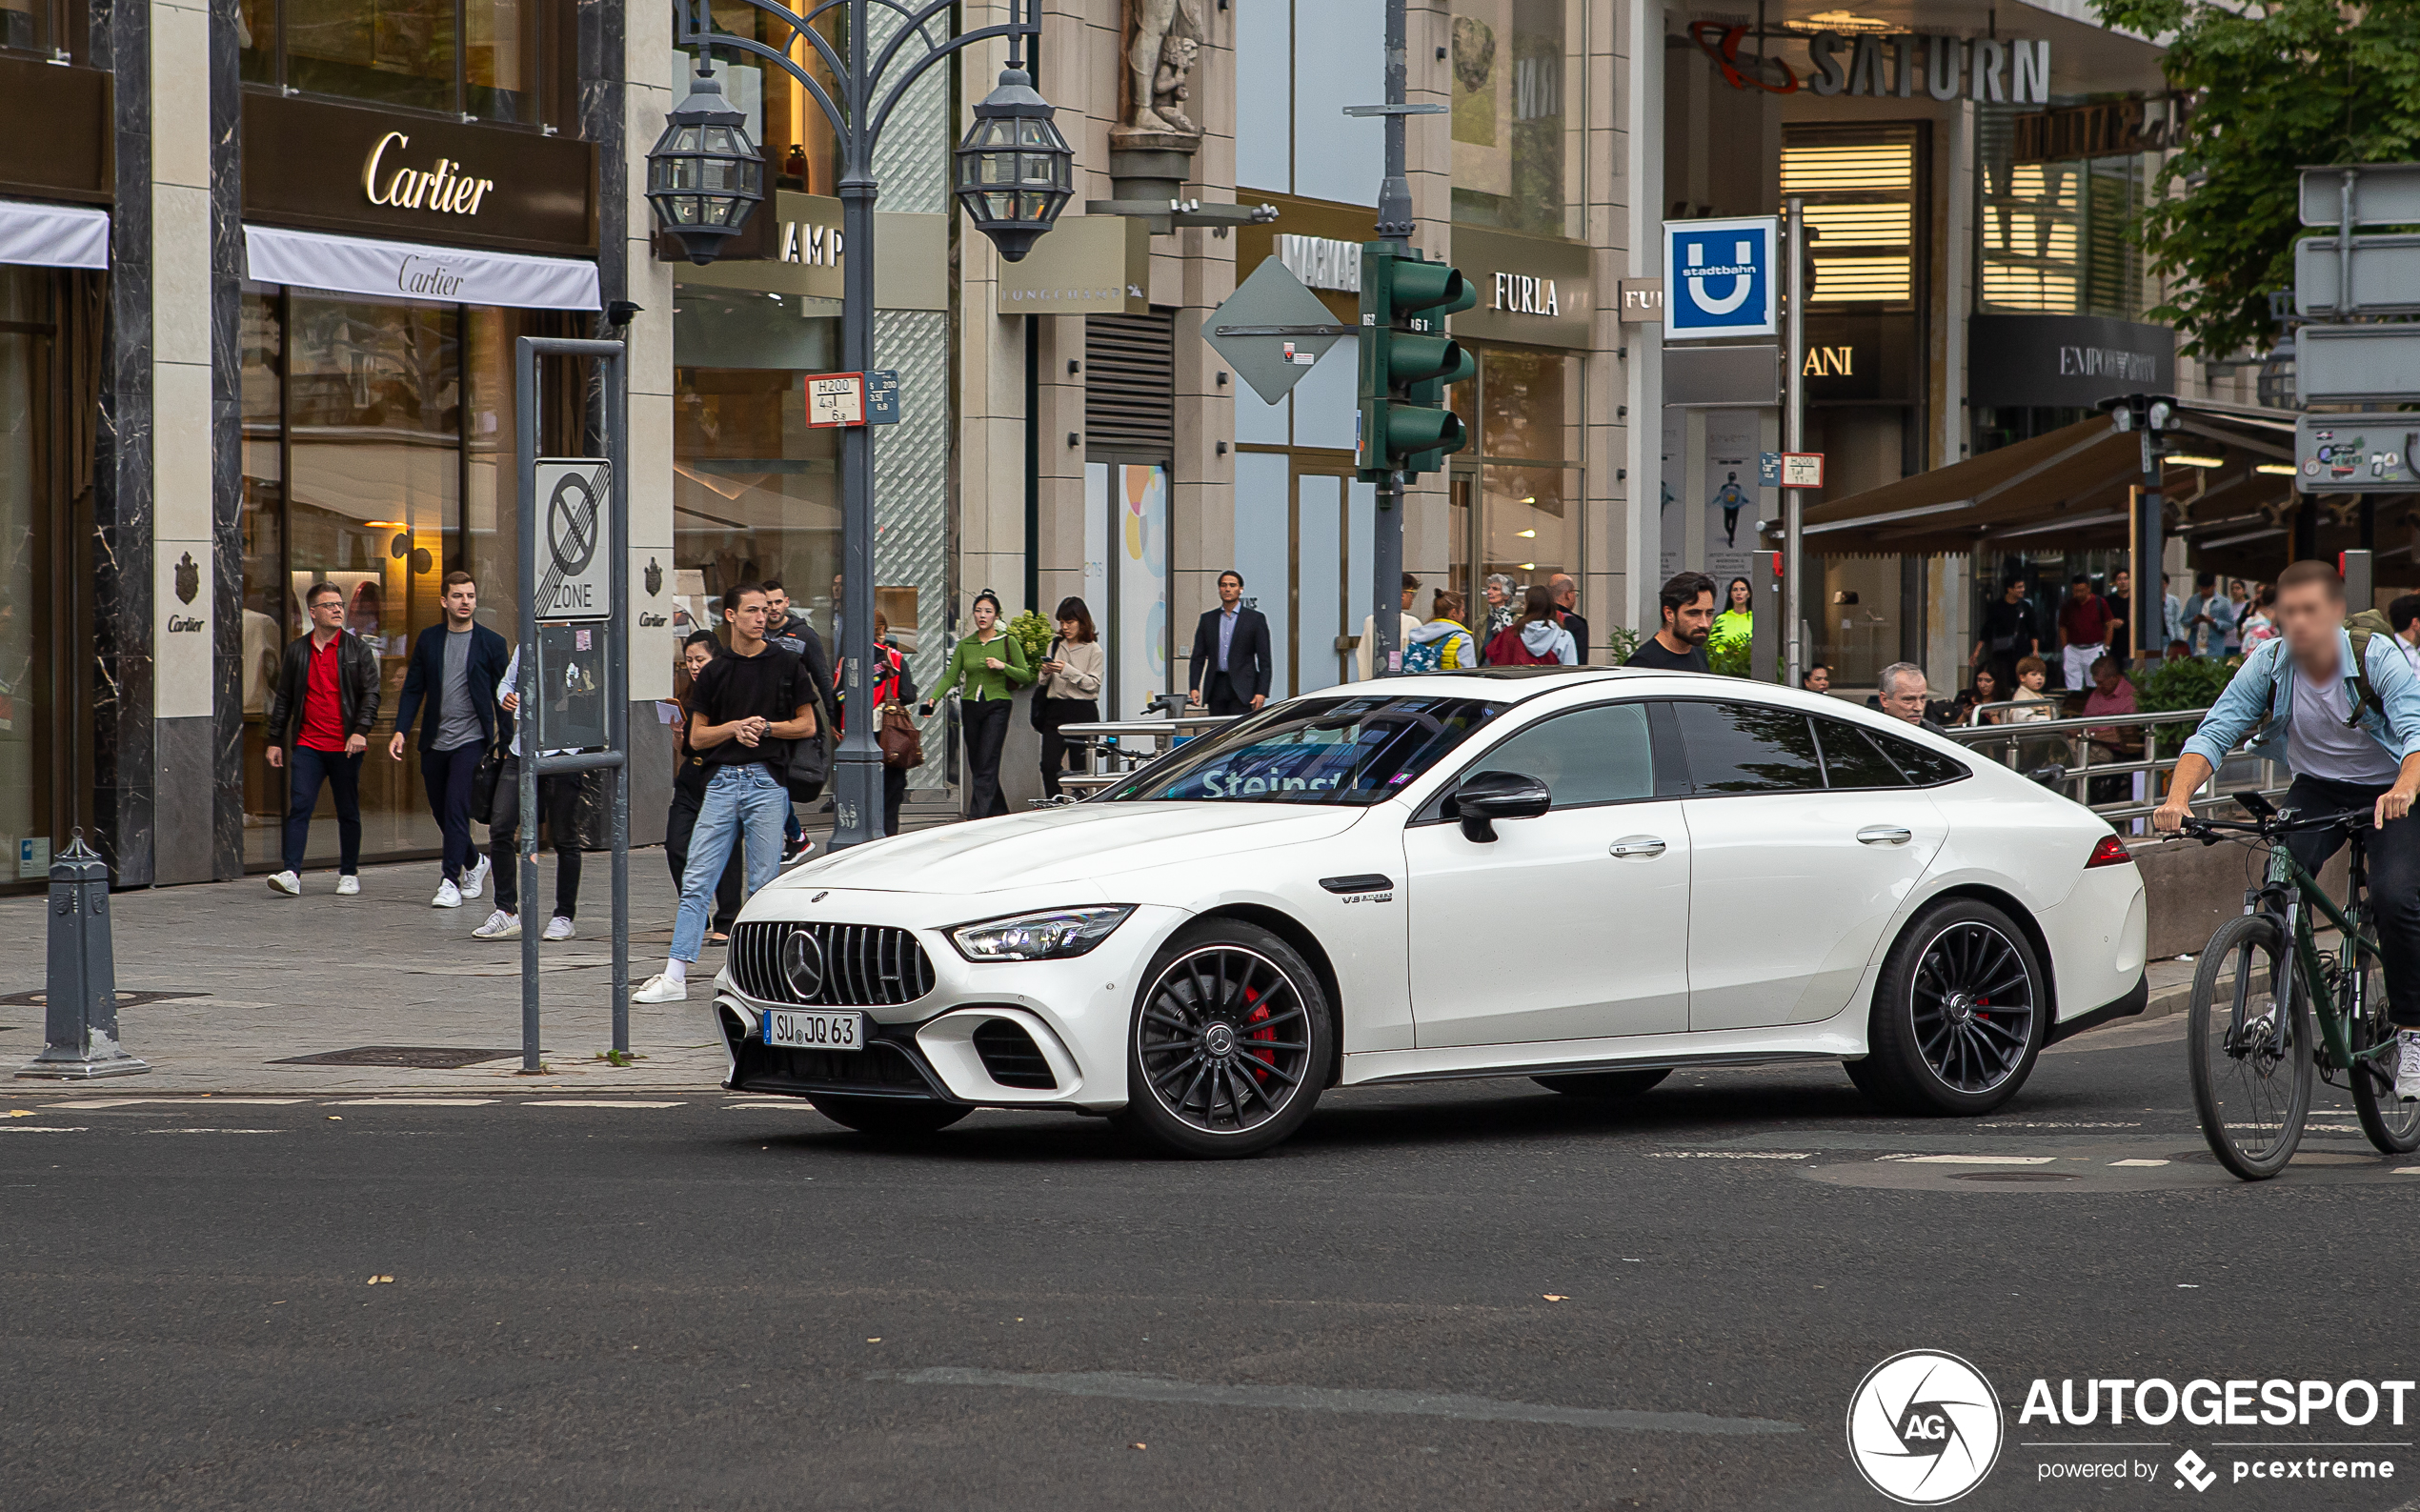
[
  {"xmin": 1857, "ymin": 825, "xmax": 1914, "ymax": 846},
  {"xmin": 1609, "ymin": 836, "xmax": 1666, "ymax": 858}
]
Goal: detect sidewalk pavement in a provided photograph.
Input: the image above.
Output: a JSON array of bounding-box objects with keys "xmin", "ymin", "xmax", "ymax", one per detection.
[
  {"xmin": 1, "ymin": 851, "xmax": 735, "ymax": 1095},
  {"xmin": 2, "ymin": 835, "xmax": 2199, "ymax": 1096}
]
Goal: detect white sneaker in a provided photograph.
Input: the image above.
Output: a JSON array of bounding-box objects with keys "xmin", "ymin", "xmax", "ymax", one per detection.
[
  {"xmin": 267, "ymin": 870, "xmax": 300, "ymax": 896},
  {"xmin": 633, "ymin": 973, "xmax": 689, "ymax": 1003},
  {"xmin": 461, "ymin": 854, "xmax": 490, "ymax": 899},
  {"xmin": 335, "ymin": 875, "xmax": 360, "ymax": 897},
  {"xmin": 543, "ymin": 916, "xmax": 576, "ymax": 941},
  {"xmin": 432, "ymin": 878, "xmax": 462, "ymax": 909},
  {"xmin": 2397, "ymin": 1029, "xmax": 2420, "ymax": 1103},
  {"xmin": 472, "ymin": 909, "xmax": 520, "ymax": 939}
]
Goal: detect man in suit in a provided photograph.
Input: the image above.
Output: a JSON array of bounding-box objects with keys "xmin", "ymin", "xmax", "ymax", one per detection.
[
  {"xmin": 1187, "ymin": 569, "xmax": 1273, "ymax": 716},
  {"xmin": 1551, "ymin": 574, "xmax": 1592, "ymax": 665},
  {"xmin": 390, "ymin": 570, "xmax": 512, "ymax": 908}
]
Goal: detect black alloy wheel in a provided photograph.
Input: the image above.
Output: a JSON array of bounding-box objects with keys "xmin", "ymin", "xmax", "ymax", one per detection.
[
  {"xmin": 1114, "ymin": 920, "xmax": 1332, "ymax": 1158},
  {"xmin": 1851, "ymin": 898, "xmax": 2047, "ymax": 1116}
]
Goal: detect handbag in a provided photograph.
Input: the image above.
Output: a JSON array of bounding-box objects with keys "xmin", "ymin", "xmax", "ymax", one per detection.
[
  {"xmin": 787, "ymin": 724, "xmax": 831, "ymax": 799},
  {"xmin": 468, "ymin": 734, "xmax": 507, "ymax": 826},
  {"xmin": 1029, "ymin": 636, "xmax": 1062, "ymax": 730},
  {"xmin": 878, "ymin": 701, "xmax": 924, "ymax": 770}
]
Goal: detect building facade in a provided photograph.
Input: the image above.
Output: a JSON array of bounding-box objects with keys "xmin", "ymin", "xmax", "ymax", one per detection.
[{"xmin": 2, "ymin": 0, "xmax": 2233, "ymax": 892}]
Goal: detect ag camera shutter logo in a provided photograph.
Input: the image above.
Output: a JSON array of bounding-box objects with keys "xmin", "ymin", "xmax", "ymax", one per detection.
[
  {"xmin": 1846, "ymin": 1350, "xmax": 2005, "ymax": 1504},
  {"xmin": 1663, "ymin": 215, "xmax": 1779, "ymax": 339}
]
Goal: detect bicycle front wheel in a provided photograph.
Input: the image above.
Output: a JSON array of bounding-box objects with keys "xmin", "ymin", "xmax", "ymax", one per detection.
[
  {"xmin": 2188, "ymin": 913, "xmax": 2312, "ymax": 1180},
  {"xmin": 2345, "ymin": 952, "xmax": 2420, "ymax": 1154}
]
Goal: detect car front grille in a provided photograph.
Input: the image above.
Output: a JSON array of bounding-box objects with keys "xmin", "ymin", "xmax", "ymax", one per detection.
[{"xmin": 728, "ymin": 921, "xmax": 937, "ymax": 1007}]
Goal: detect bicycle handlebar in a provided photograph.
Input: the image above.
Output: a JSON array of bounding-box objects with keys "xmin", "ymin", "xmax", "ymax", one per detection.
[{"xmin": 2177, "ymin": 807, "xmax": 2372, "ymax": 844}]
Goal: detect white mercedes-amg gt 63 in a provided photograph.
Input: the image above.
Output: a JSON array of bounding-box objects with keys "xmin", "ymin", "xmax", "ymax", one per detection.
[{"xmin": 710, "ymin": 668, "xmax": 2149, "ymax": 1157}]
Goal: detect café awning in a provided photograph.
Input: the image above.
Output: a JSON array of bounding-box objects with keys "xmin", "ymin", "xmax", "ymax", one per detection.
[
  {"xmin": 0, "ymin": 199, "xmax": 109, "ymax": 271},
  {"xmin": 242, "ymin": 225, "xmax": 599, "ymax": 311},
  {"xmin": 1795, "ymin": 401, "xmax": 2303, "ymax": 558}
]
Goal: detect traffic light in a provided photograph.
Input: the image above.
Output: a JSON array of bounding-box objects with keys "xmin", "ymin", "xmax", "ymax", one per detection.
[{"xmin": 1358, "ymin": 240, "xmax": 1478, "ymax": 480}]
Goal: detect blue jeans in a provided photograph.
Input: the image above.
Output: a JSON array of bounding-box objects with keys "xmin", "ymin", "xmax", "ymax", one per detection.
[{"xmin": 671, "ymin": 764, "xmax": 790, "ymax": 962}]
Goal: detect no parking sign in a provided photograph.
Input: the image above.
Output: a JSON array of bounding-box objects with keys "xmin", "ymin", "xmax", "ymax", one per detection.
[{"xmin": 1663, "ymin": 216, "xmax": 1779, "ymax": 340}]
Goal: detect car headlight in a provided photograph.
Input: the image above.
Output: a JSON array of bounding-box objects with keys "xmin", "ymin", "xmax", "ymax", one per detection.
[{"xmin": 949, "ymin": 905, "xmax": 1136, "ymax": 961}]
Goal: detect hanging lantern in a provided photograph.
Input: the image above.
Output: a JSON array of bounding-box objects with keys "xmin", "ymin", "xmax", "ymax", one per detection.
[
  {"xmin": 953, "ymin": 67, "xmax": 1073, "ymax": 263},
  {"xmin": 645, "ymin": 67, "xmax": 765, "ymax": 266}
]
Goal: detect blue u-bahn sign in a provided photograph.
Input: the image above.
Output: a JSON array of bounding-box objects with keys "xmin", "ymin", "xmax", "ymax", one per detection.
[{"xmin": 1663, "ymin": 216, "xmax": 1779, "ymax": 340}]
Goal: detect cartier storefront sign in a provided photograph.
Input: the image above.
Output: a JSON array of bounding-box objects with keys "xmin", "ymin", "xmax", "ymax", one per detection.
[{"xmin": 244, "ymin": 94, "xmax": 596, "ymax": 255}]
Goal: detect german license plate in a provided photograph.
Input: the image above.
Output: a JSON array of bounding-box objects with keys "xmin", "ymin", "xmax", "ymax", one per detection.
[{"xmin": 762, "ymin": 1009, "xmax": 865, "ymax": 1052}]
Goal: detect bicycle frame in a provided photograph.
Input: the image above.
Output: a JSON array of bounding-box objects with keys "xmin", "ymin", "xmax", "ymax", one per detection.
[{"xmin": 2256, "ymin": 837, "xmax": 2390, "ymax": 1080}]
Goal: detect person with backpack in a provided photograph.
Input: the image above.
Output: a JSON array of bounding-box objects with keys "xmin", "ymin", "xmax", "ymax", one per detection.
[
  {"xmin": 2155, "ymin": 558, "xmax": 2420, "ymax": 1102},
  {"xmin": 1484, "ymin": 584, "xmax": 1580, "ymax": 667},
  {"xmin": 1403, "ymin": 590, "xmax": 1478, "ymax": 674},
  {"xmin": 849, "ymin": 612, "xmax": 920, "ymax": 837},
  {"xmin": 1623, "ymin": 572, "xmax": 1717, "ymax": 672}
]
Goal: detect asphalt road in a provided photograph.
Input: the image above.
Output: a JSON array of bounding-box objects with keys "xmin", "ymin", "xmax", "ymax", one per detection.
[{"xmin": 6, "ymin": 1018, "xmax": 2419, "ymax": 1512}]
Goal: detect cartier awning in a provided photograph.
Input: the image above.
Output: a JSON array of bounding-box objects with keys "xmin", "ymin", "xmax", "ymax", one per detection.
[
  {"xmin": 0, "ymin": 199, "xmax": 110, "ymax": 271},
  {"xmin": 242, "ymin": 226, "xmax": 599, "ymax": 311}
]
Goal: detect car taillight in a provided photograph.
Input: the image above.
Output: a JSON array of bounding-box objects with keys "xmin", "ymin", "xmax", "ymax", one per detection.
[{"xmin": 2086, "ymin": 835, "xmax": 2132, "ymax": 868}]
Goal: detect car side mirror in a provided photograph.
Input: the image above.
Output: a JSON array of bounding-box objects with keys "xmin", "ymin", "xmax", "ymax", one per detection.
[{"xmin": 1452, "ymin": 770, "xmax": 1552, "ymax": 842}]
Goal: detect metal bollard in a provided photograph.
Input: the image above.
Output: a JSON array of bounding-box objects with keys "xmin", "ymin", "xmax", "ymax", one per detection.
[{"xmin": 14, "ymin": 832, "xmax": 149, "ymax": 1079}]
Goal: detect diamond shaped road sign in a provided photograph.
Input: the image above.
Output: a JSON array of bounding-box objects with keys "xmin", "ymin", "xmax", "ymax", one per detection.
[{"xmin": 1205, "ymin": 256, "xmax": 1355, "ymax": 406}]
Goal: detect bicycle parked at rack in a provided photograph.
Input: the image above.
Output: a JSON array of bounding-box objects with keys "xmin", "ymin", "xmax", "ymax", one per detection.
[{"xmin": 2176, "ymin": 793, "xmax": 2420, "ymax": 1179}]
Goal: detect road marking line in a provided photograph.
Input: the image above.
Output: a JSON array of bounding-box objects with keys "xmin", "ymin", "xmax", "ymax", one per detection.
[
  {"xmin": 1882, "ymin": 1155, "xmax": 2058, "ymax": 1165},
  {"xmin": 1645, "ymin": 1151, "xmax": 1812, "ymax": 1160},
  {"xmin": 2395, "ymin": 1167, "xmax": 2420, "ymax": 1176},
  {"xmin": 327, "ymin": 1099, "xmax": 500, "ymax": 1106},
  {"xmin": 528, "ymin": 1100, "xmax": 687, "ymax": 1109},
  {"xmin": 2107, "ymin": 1159, "xmax": 2170, "ymax": 1167},
  {"xmin": 0, "ymin": 1125, "xmax": 87, "ymax": 1133},
  {"xmin": 43, "ymin": 1098, "xmax": 311, "ymax": 1109},
  {"xmin": 869, "ymin": 1368, "xmax": 1804, "ymax": 1436}
]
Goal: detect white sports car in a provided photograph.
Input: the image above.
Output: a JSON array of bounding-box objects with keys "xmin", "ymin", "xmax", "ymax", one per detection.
[{"xmin": 712, "ymin": 668, "xmax": 2149, "ymax": 1157}]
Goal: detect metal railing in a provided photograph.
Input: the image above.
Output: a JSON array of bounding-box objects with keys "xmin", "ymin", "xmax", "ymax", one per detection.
[
  {"xmin": 1940, "ymin": 700, "xmax": 2284, "ymax": 829},
  {"xmin": 1034, "ymin": 696, "xmax": 2278, "ymax": 829},
  {"xmin": 1045, "ymin": 712, "xmax": 1241, "ymax": 799}
]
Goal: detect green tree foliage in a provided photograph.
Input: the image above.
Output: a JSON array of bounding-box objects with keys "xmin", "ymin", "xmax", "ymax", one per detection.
[
  {"xmin": 2091, "ymin": 0, "xmax": 2420, "ymax": 357},
  {"xmin": 2135, "ymin": 652, "xmax": 2241, "ymax": 748},
  {"xmin": 1005, "ymin": 610, "xmax": 1055, "ymax": 667}
]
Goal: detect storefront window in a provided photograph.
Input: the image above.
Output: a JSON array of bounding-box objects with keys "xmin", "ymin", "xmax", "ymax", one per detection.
[
  {"xmin": 0, "ymin": 0, "xmax": 56, "ymax": 54},
  {"xmin": 242, "ymin": 0, "xmax": 546, "ymax": 125},
  {"xmin": 241, "ymin": 286, "xmax": 568, "ymax": 870},
  {"xmin": 1978, "ymin": 111, "xmax": 2148, "ymax": 319},
  {"xmin": 1446, "ymin": 343, "xmax": 1581, "ymax": 617},
  {"xmin": 672, "ymin": 286, "xmax": 841, "ymax": 649},
  {"xmin": 1781, "ymin": 125, "xmax": 1920, "ymax": 310},
  {"xmin": 1449, "ymin": 0, "xmax": 1578, "ymax": 238},
  {"xmin": 0, "ymin": 268, "xmax": 50, "ymax": 880}
]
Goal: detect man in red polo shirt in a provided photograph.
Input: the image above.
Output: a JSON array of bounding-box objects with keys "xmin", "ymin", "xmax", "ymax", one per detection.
[{"xmin": 261, "ymin": 581, "xmax": 381, "ymax": 895}]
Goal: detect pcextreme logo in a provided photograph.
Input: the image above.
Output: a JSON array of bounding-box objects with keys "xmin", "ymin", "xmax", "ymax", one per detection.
[{"xmin": 1846, "ymin": 1351, "xmax": 2005, "ymax": 1505}]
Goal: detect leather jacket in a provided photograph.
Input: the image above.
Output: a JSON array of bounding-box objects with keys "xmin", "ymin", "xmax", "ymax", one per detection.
[{"xmin": 264, "ymin": 631, "xmax": 382, "ymax": 748}]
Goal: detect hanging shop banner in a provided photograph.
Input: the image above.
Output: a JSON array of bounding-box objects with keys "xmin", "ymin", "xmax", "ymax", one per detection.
[
  {"xmin": 1663, "ymin": 216, "xmax": 1778, "ymax": 340},
  {"xmin": 0, "ymin": 199, "xmax": 109, "ymax": 270},
  {"xmin": 243, "ymin": 225, "xmax": 600, "ymax": 311}
]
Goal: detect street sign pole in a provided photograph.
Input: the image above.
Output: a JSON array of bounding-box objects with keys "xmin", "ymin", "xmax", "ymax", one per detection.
[
  {"xmin": 515, "ymin": 335, "xmax": 632, "ymax": 1074},
  {"xmin": 1371, "ymin": 0, "xmax": 1412, "ymax": 680},
  {"xmin": 1783, "ymin": 195, "xmax": 1806, "ymax": 689}
]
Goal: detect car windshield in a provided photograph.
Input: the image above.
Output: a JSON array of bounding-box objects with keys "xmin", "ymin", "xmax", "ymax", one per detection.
[{"xmin": 1099, "ymin": 696, "xmax": 1503, "ymax": 805}]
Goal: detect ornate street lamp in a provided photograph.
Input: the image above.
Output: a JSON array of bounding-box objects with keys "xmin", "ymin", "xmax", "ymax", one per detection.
[
  {"xmin": 953, "ymin": 66, "xmax": 1073, "ymax": 263},
  {"xmin": 645, "ymin": 67, "xmax": 766, "ymax": 266},
  {"xmin": 644, "ymin": 0, "xmax": 1063, "ymax": 852}
]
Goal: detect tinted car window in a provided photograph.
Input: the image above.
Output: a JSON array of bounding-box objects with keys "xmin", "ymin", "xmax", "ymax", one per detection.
[
  {"xmin": 1813, "ymin": 716, "xmax": 1912, "ymax": 790},
  {"xmin": 1672, "ymin": 700, "xmax": 1825, "ymax": 794},
  {"xmin": 1099, "ymin": 696, "xmax": 1501, "ymax": 805},
  {"xmin": 1466, "ymin": 702, "xmax": 1655, "ymax": 808},
  {"xmin": 1871, "ymin": 727, "xmax": 1971, "ymax": 787}
]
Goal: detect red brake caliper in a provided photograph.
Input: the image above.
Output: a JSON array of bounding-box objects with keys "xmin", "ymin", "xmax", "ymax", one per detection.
[{"xmin": 1243, "ymin": 988, "xmax": 1276, "ymax": 1084}]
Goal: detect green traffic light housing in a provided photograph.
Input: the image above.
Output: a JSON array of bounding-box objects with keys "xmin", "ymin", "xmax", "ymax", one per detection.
[{"xmin": 1358, "ymin": 240, "xmax": 1479, "ymax": 480}]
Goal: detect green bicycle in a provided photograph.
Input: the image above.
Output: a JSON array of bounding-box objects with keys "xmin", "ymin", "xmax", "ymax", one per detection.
[{"xmin": 2176, "ymin": 794, "xmax": 2420, "ymax": 1180}]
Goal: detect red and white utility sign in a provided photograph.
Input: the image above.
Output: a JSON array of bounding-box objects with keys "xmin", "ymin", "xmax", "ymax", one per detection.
[
  {"xmin": 1779, "ymin": 452, "xmax": 1825, "ymax": 489},
  {"xmin": 804, "ymin": 372, "xmax": 867, "ymax": 428}
]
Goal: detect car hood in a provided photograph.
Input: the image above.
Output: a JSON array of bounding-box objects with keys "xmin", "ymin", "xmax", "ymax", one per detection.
[{"xmin": 773, "ymin": 802, "xmax": 1369, "ymax": 896}]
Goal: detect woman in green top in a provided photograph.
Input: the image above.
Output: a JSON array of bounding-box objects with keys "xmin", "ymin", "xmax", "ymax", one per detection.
[
  {"xmin": 1712, "ymin": 575, "xmax": 1754, "ymax": 643},
  {"xmin": 923, "ymin": 590, "xmax": 1036, "ymax": 817}
]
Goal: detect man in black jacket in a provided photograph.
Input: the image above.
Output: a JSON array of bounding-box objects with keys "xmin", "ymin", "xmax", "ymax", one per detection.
[
  {"xmin": 389, "ymin": 571, "xmax": 512, "ymax": 908},
  {"xmin": 262, "ymin": 581, "xmax": 382, "ymax": 896},
  {"xmin": 1186, "ymin": 570, "xmax": 1273, "ymax": 716},
  {"xmin": 763, "ymin": 579, "xmax": 838, "ymax": 862},
  {"xmin": 1551, "ymin": 574, "xmax": 1592, "ymax": 665}
]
